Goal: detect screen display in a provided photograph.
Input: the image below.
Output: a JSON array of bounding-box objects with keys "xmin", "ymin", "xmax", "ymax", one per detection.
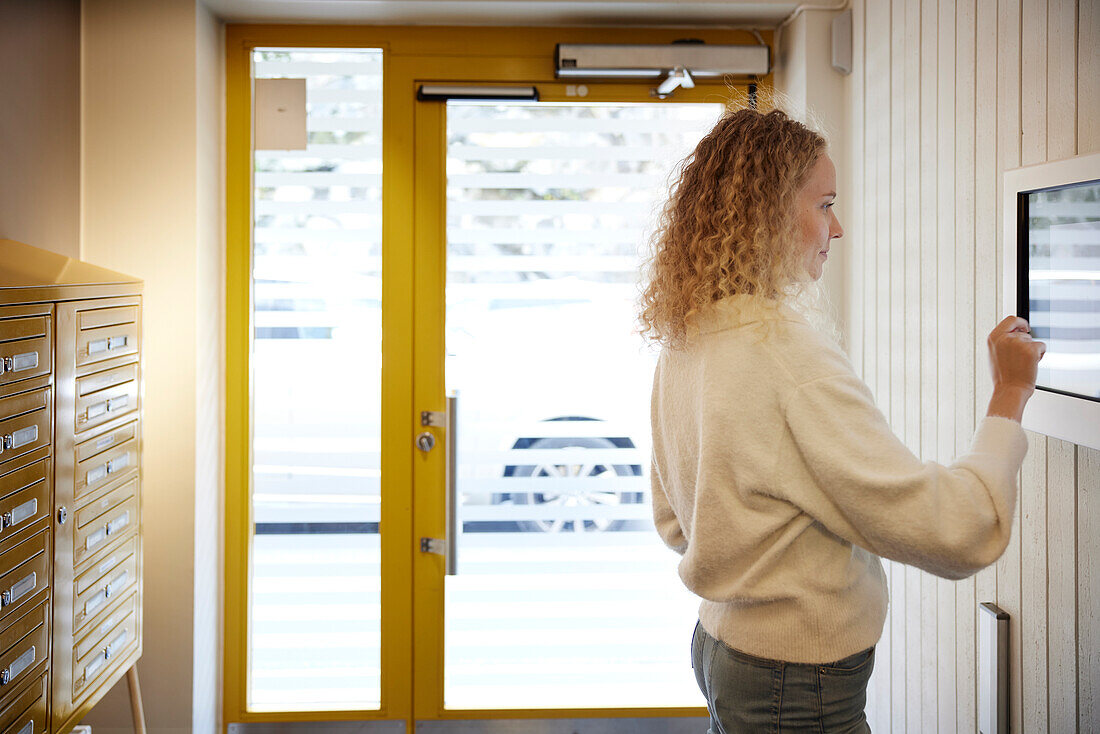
[{"xmin": 1024, "ymin": 180, "xmax": 1100, "ymax": 401}]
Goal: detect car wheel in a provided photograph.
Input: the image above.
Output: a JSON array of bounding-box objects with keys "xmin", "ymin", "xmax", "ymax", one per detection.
[{"xmin": 503, "ymin": 428, "xmax": 643, "ymax": 533}]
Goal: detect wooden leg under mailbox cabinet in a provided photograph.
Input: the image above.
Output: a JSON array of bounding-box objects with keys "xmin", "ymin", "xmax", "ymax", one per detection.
[{"xmin": 126, "ymin": 665, "xmax": 146, "ymax": 734}]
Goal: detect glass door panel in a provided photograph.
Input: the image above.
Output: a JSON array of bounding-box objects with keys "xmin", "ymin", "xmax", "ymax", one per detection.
[
  {"xmin": 249, "ymin": 47, "xmax": 383, "ymax": 712},
  {"xmin": 443, "ymin": 101, "xmax": 722, "ymax": 710}
]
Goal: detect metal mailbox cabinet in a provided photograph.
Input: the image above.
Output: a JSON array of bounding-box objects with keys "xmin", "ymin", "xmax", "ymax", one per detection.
[{"xmin": 0, "ymin": 240, "xmax": 142, "ymax": 734}]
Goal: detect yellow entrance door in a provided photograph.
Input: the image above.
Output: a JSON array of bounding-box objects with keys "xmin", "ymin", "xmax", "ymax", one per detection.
[
  {"xmin": 225, "ymin": 24, "xmax": 769, "ymax": 734},
  {"xmin": 411, "ymin": 85, "xmax": 725, "ymax": 731}
]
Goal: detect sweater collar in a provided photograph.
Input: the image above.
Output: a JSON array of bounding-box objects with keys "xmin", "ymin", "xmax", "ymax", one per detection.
[{"xmin": 689, "ymin": 294, "xmax": 805, "ymax": 335}]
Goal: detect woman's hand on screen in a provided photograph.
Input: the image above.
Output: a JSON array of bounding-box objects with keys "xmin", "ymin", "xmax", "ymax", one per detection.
[
  {"xmin": 985, "ymin": 316, "xmax": 1046, "ymax": 421},
  {"xmin": 987, "ymin": 315, "xmax": 1045, "ymax": 392}
]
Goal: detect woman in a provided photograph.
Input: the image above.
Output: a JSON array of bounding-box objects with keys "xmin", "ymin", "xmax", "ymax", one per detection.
[{"xmin": 638, "ymin": 106, "xmax": 1044, "ymax": 732}]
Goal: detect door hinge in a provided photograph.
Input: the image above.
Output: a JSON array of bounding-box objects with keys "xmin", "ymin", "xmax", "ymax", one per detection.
[
  {"xmin": 420, "ymin": 537, "xmax": 445, "ymax": 555},
  {"xmin": 421, "ymin": 410, "xmax": 446, "ymax": 427}
]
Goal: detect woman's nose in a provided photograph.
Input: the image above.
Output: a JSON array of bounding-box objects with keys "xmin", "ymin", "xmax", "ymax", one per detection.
[{"xmin": 830, "ymin": 210, "xmax": 844, "ymax": 239}]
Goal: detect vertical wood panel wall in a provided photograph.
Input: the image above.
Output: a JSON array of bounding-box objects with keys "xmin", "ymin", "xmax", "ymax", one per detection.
[{"xmin": 847, "ymin": 0, "xmax": 1100, "ymax": 730}]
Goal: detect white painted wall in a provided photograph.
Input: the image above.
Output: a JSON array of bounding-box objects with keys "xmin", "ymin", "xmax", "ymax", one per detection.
[
  {"xmin": 79, "ymin": 1, "xmax": 223, "ymax": 732},
  {"xmin": 0, "ymin": 0, "xmax": 81, "ymax": 258},
  {"xmin": 193, "ymin": 4, "xmax": 225, "ymax": 731},
  {"xmin": 774, "ymin": 8, "xmax": 852, "ymax": 342},
  {"xmin": 822, "ymin": 0, "xmax": 1099, "ymax": 731}
]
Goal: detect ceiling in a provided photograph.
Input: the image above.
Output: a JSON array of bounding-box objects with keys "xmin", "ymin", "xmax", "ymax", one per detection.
[{"xmin": 201, "ymin": 0, "xmax": 803, "ymax": 27}]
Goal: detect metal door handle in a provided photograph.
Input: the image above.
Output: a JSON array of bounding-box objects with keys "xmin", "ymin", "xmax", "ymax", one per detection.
[
  {"xmin": 416, "ymin": 396, "xmax": 458, "ymax": 575},
  {"xmin": 445, "ymin": 395, "xmax": 457, "ymax": 576}
]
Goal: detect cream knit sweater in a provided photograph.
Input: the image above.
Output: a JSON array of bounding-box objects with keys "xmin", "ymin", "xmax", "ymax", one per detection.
[{"xmin": 650, "ymin": 295, "xmax": 1028, "ymax": 664}]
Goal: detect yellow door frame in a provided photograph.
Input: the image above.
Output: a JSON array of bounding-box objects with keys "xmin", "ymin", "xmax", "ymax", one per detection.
[{"xmin": 225, "ymin": 23, "xmax": 772, "ymax": 730}]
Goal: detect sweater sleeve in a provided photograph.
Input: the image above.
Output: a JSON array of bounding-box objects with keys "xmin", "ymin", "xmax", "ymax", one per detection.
[
  {"xmin": 782, "ymin": 371, "xmax": 1028, "ymax": 580},
  {"xmin": 650, "ymin": 459, "xmax": 688, "ymax": 554}
]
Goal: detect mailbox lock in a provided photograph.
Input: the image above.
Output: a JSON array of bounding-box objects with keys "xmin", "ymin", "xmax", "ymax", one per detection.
[
  {"xmin": 416, "ymin": 432, "xmax": 436, "ymax": 453},
  {"xmin": 57, "ymin": 506, "xmax": 68, "ymax": 525}
]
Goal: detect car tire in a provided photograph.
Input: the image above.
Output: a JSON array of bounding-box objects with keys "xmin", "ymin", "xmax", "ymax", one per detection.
[{"xmin": 503, "ymin": 431, "xmax": 643, "ymax": 533}]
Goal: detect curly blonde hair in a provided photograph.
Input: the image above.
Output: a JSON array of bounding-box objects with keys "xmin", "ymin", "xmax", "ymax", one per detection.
[{"xmin": 638, "ymin": 106, "xmax": 827, "ymax": 348}]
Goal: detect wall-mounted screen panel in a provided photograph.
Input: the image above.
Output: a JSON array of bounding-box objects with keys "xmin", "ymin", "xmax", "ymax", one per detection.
[
  {"xmin": 1004, "ymin": 152, "xmax": 1100, "ymax": 450},
  {"xmin": 1020, "ymin": 180, "xmax": 1100, "ymax": 401}
]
